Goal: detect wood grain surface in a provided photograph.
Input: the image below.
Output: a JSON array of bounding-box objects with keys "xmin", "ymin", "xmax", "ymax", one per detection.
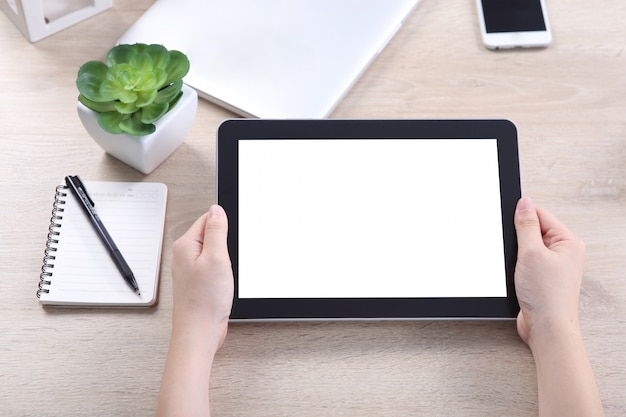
[{"xmin": 1, "ymin": 0, "xmax": 624, "ymax": 416}]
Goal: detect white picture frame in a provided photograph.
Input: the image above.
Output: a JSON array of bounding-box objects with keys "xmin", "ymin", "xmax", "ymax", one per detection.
[{"xmin": 0, "ymin": 0, "xmax": 111, "ymax": 42}]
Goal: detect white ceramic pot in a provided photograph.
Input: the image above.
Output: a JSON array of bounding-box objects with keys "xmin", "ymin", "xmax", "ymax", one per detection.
[{"xmin": 77, "ymin": 83, "xmax": 198, "ymax": 174}]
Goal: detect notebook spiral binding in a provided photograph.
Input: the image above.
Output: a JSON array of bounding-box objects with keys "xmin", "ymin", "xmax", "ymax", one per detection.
[{"xmin": 37, "ymin": 185, "xmax": 68, "ymax": 298}]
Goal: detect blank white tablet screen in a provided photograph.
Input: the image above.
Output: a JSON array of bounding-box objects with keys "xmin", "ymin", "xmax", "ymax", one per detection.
[{"xmin": 238, "ymin": 139, "xmax": 506, "ymax": 299}]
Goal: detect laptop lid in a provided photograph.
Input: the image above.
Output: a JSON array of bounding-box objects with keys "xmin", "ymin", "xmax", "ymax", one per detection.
[{"xmin": 117, "ymin": 0, "xmax": 421, "ymax": 118}]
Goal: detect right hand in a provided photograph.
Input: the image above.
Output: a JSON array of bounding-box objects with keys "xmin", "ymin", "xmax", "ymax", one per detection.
[{"xmin": 513, "ymin": 197, "xmax": 586, "ymax": 347}]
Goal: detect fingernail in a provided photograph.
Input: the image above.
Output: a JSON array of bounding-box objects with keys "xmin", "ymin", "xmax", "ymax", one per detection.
[
  {"xmin": 517, "ymin": 197, "xmax": 535, "ymax": 212},
  {"xmin": 209, "ymin": 204, "xmax": 224, "ymax": 217}
]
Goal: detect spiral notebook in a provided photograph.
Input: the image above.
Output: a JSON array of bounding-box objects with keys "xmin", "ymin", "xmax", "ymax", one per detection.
[{"xmin": 37, "ymin": 181, "xmax": 167, "ymax": 307}]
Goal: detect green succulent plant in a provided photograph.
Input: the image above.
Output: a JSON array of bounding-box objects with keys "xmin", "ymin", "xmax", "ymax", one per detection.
[{"xmin": 76, "ymin": 43, "xmax": 190, "ymax": 136}]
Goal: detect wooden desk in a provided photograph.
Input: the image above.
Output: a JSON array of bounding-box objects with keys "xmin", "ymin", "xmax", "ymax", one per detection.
[{"xmin": 1, "ymin": 1, "xmax": 624, "ymax": 415}]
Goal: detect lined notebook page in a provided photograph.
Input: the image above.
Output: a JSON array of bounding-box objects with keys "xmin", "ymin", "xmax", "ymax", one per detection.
[{"xmin": 39, "ymin": 181, "xmax": 167, "ymax": 306}]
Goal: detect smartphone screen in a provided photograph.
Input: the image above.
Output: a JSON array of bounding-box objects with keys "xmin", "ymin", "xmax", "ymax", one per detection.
[{"xmin": 481, "ymin": 0, "xmax": 547, "ymax": 33}]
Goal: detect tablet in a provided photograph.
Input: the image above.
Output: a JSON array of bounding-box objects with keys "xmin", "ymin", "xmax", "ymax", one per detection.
[{"xmin": 217, "ymin": 119, "xmax": 521, "ymax": 320}]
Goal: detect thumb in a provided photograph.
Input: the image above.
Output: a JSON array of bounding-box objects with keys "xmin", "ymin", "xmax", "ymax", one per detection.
[
  {"xmin": 514, "ymin": 197, "xmax": 544, "ymax": 250},
  {"xmin": 201, "ymin": 204, "xmax": 230, "ymax": 259}
]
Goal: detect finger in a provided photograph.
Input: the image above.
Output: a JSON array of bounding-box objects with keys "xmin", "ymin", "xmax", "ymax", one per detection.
[
  {"xmin": 514, "ymin": 197, "xmax": 544, "ymax": 250},
  {"xmin": 535, "ymin": 206, "xmax": 565, "ymax": 232},
  {"xmin": 201, "ymin": 205, "xmax": 230, "ymax": 260},
  {"xmin": 174, "ymin": 211, "xmax": 211, "ymax": 260},
  {"xmin": 535, "ymin": 206, "xmax": 582, "ymax": 253}
]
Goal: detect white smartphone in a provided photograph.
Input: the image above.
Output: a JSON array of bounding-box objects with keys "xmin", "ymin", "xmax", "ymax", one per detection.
[{"xmin": 476, "ymin": 0, "xmax": 552, "ymax": 50}]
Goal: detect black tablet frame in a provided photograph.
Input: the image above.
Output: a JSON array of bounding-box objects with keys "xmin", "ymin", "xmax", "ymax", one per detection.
[{"xmin": 217, "ymin": 119, "xmax": 521, "ymax": 320}]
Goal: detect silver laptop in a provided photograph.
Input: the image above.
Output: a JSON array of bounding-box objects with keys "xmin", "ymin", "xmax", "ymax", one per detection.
[{"xmin": 118, "ymin": 0, "xmax": 421, "ymax": 118}]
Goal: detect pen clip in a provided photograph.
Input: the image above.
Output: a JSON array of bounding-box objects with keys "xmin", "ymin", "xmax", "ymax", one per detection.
[{"xmin": 65, "ymin": 175, "xmax": 95, "ymax": 207}]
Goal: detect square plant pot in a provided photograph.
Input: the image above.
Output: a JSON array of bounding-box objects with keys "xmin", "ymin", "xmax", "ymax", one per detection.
[{"xmin": 77, "ymin": 83, "xmax": 198, "ymax": 174}]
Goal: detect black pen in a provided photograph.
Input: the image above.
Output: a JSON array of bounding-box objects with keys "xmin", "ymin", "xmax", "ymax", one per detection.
[{"xmin": 64, "ymin": 175, "xmax": 141, "ymax": 296}]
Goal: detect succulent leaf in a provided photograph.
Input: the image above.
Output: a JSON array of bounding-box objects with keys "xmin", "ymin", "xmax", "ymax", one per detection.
[
  {"xmin": 135, "ymin": 71, "xmax": 158, "ymax": 91},
  {"xmin": 106, "ymin": 44, "xmax": 137, "ymax": 67},
  {"xmin": 153, "ymin": 68, "xmax": 168, "ymax": 90},
  {"xmin": 77, "ymin": 61, "xmax": 109, "ymax": 102},
  {"xmin": 78, "ymin": 94, "xmax": 117, "ymax": 113},
  {"xmin": 114, "ymin": 101, "xmax": 139, "ymax": 114},
  {"xmin": 130, "ymin": 52, "xmax": 154, "ymax": 75},
  {"xmin": 167, "ymin": 91, "xmax": 184, "ymax": 110},
  {"xmin": 135, "ymin": 90, "xmax": 158, "ymax": 107},
  {"xmin": 145, "ymin": 44, "xmax": 170, "ymax": 71},
  {"xmin": 118, "ymin": 89, "xmax": 138, "ymax": 104},
  {"xmin": 120, "ymin": 112, "xmax": 156, "ymax": 135},
  {"xmin": 99, "ymin": 78, "xmax": 123, "ymax": 101},
  {"xmin": 154, "ymin": 79, "xmax": 183, "ymax": 104},
  {"xmin": 141, "ymin": 102, "xmax": 169, "ymax": 124},
  {"xmin": 98, "ymin": 111, "xmax": 128, "ymax": 134},
  {"xmin": 164, "ymin": 50, "xmax": 190, "ymax": 85}
]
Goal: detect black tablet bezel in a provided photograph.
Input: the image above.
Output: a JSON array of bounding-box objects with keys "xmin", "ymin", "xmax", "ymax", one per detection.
[{"xmin": 217, "ymin": 119, "xmax": 521, "ymax": 320}]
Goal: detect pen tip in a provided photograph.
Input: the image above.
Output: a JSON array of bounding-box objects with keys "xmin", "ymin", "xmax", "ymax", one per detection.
[{"xmin": 136, "ymin": 290, "xmax": 141, "ymax": 296}]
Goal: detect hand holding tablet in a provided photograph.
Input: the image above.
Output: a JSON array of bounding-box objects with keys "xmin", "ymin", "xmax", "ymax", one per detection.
[
  {"xmin": 217, "ymin": 119, "xmax": 521, "ymax": 320},
  {"xmin": 160, "ymin": 182, "xmax": 605, "ymax": 417}
]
